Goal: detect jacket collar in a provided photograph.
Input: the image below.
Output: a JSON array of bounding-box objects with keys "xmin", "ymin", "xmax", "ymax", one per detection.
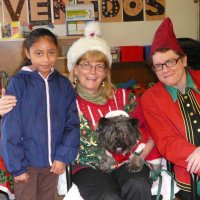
[{"xmin": 165, "ymin": 70, "xmax": 200, "ymax": 102}]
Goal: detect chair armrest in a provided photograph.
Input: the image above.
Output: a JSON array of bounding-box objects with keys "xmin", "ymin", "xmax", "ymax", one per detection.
[
  {"xmin": 166, "ymin": 160, "xmax": 174, "ymax": 174},
  {"xmin": 191, "ymin": 173, "xmax": 199, "ymax": 200},
  {"xmin": 66, "ymin": 163, "xmax": 72, "ymax": 191},
  {"xmin": 167, "ymin": 160, "xmax": 199, "ymax": 200}
]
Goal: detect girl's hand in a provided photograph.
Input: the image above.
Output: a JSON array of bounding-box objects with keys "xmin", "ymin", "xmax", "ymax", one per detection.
[
  {"xmin": 51, "ymin": 160, "xmax": 66, "ymax": 175},
  {"xmin": 0, "ymin": 88, "xmax": 17, "ymax": 116},
  {"xmin": 186, "ymin": 147, "xmax": 200, "ymax": 173},
  {"xmin": 14, "ymin": 173, "xmax": 29, "ymax": 183}
]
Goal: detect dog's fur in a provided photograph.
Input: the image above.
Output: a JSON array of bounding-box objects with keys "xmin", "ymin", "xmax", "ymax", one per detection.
[{"xmin": 96, "ymin": 115, "xmax": 144, "ymax": 173}]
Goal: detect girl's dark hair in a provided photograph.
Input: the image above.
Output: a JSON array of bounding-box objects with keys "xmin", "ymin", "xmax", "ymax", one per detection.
[{"xmin": 22, "ymin": 28, "xmax": 58, "ymax": 66}]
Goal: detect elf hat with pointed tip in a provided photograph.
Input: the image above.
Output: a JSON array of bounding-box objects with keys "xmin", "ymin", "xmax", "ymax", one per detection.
[
  {"xmin": 150, "ymin": 17, "xmax": 184, "ymax": 58},
  {"xmin": 67, "ymin": 21, "xmax": 112, "ymax": 72}
]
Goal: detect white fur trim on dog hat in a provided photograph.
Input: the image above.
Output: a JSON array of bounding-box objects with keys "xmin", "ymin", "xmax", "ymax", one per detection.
[
  {"xmin": 67, "ymin": 21, "xmax": 112, "ymax": 72},
  {"xmin": 105, "ymin": 110, "xmax": 129, "ymax": 118}
]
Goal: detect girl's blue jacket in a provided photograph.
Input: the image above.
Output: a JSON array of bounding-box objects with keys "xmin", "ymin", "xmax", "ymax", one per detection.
[{"xmin": 1, "ymin": 68, "xmax": 80, "ymax": 177}]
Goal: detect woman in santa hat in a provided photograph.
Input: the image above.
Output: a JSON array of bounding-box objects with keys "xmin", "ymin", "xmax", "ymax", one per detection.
[{"xmin": 63, "ymin": 21, "xmax": 158, "ymax": 200}]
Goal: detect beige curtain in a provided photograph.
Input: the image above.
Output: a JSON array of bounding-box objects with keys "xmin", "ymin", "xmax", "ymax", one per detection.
[{"xmin": 195, "ymin": 0, "xmax": 200, "ymax": 40}]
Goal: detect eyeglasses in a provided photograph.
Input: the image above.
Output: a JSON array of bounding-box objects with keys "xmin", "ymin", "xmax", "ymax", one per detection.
[
  {"xmin": 152, "ymin": 56, "xmax": 182, "ymax": 72},
  {"xmin": 78, "ymin": 62, "xmax": 106, "ymax": 72}
]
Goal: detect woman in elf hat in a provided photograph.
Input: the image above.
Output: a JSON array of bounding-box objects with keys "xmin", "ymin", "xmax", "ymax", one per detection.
[
  {"xmin": 141, "ymin": 17, "xmax": 200, "ymax": 200},
  {"xmin": 0, "ymin": 22, "xmax": 161, "ymax": 200}
]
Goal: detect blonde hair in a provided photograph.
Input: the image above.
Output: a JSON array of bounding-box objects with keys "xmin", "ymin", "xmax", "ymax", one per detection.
[{"xmin": 69, "ymin": 50, "xmax": 115, "ymax": 99}]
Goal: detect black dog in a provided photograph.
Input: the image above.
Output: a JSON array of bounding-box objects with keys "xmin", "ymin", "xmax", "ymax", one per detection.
[{"xmin": 96, "ymin": 113, "xmax": 144, "ymax": 173}]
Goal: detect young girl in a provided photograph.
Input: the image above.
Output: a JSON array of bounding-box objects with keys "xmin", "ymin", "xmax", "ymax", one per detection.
[{"xmin": 1, "ymin": 28, "xmax": 80, "ymax": 200}]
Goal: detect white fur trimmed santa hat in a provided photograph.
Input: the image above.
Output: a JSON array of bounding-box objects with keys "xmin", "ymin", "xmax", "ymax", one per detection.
[
  {"xmin": 67, "ymin": 21, "xmax": 112, "ymax": 72},
  {"xmin": 105, "ymin": 110, "xmax": 129, "ymax": 118}
]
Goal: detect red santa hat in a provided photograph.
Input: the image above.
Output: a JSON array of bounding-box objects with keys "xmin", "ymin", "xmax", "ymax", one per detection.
[
  {"xmin": 150, "ymin": 17, "xmax": 184, "ymax": 58},
  {"xmin": 67, "ymin": 22, "xmax": 112, "ymax": 72}
]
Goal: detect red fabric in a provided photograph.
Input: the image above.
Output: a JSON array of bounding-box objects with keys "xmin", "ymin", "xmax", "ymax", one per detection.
[
  {"xmin": 110, "ymin": 151, "xmax": 131, "ymax": 164},
  {"xmin": 109, "ymin": 143, "xmax": 144, "ymax": 165},
  {"xmin": 73, "ymin": 88, "xmax": 134, "ymax": 173},
  {"xmin": 74, "ymin": 88, "xmax": 162, "ymax": 174},
  {"xmin": 110, "ymin": 140, "xmax": 161, "ymax": 165},
  {"xmin": 130, "ymin": 95, "xmax": 162, "ymax": 162},
  {"xmin": 0, "ymin": 157, "xmax": 14, "ymax": 195},
  {"xmin": 141, "ymin": 69, "xmax": 200, "ymax": 188},
  {"xmin": 121, "ymin": 46, "xmax": 144, "ymax": 62},
  {"xmin": 150, "ymin": 17, "xmax": 184, "ymax": 57},
  {"xmin": 77, "ymin": 88, "xmax": 129, "ymax": 130},
  {"xmin": 145, "ymin": 146, "xmax": 162, "ymax": 161}
]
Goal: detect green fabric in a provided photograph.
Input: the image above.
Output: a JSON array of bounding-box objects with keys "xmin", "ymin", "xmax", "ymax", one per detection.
[
  {"xmin": 156, "ymin": 175, "xmax": 162, "ymax": 200},
  {"xmin": 78, "ymin": 114, "xmax": 101, "ymax": 168},
  {"xmin": 197, "ymin": 180, "xmax": 200, "ymax": 196},
  {"xmin": 150, "ymin": 168, "xmax": 174, "ymax": 200},
  {"xmin": 0, "ymin": 168, "xmax": 14, "ymax": 191},
  {"xmin": 165, "ymin": 72, "xmax": 200, "ymax": 102},
  {"xmin": 76, "ymin": 83, "xmax": 107, "ymax": 105},
  {"xmin": 124, "ymin": 92, "xmax": 137, "ymax": 113},
  {"xmin": 0, "ymin": 71, "xmax": 9, "ymax": 89}
]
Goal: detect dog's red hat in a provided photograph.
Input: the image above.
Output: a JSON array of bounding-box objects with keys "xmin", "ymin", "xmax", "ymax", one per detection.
[{"xmin": 150, "ymin": 17, "xmax": 184, "ymax": 58}]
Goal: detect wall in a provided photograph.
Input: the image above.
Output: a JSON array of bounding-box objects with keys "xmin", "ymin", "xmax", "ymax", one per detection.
[
  {"xmin": 102, "ymin": 0, "xmax": 199, "ymax": 46},
  {"xmin": 50, "ymin": 0, "xmax": 198, "ymax": 47}
]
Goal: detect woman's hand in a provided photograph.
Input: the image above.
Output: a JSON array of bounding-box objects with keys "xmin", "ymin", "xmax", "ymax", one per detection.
[
  {"xmin": 186, "ymin": 146, "xmax": 200, "ymax": 173},
  {"xmin": 51, "ymin": 160, "xmax": 66, "ymax": 175},
  {"xmin": 0, "ymin": 88, "xmax": 17, "ymax": 116},
  {"xmin": 140, "ymin": 139, "xmax": 154, "ymax": 159},
  {"xmin": 14, "ymin": 173, "xmax": 29, "ymax": 183}
]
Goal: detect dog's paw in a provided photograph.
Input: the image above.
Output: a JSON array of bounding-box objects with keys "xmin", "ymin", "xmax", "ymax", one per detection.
[
  {"xmin": 127, "ymin": 156, "xmax": 144, "ymax": 172},
  {"xmin": 98, "ymin": 155, "xmax": 115, "ymax": 173},
  {"xmin": 98, "ymin": 162, "xmax": 113, "ymax": 173}
]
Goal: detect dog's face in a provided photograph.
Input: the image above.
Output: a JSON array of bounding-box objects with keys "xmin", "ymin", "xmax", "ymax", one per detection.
[{"xmin": 96, "ymin": 116, "xmax": 141, "ymax": 154}]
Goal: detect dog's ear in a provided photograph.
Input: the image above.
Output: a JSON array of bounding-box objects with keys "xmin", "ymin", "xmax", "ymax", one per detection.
[
  {"xmin": 129, "ymin": 118, "xmax": 138, "ymax": 127},
  {"xmin": 129, "ymin": 118, "xmax": 141, "ymax": 140},
  {"xmin": 129, "ymin": 118, "xmax": 138, "ymax": 128},
  {"xmin": 96, "ymin": 117, "xmax": 110, "ymax": 133}
]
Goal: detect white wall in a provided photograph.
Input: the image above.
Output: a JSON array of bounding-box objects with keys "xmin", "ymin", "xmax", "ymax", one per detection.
[
  {"xmin": 51, "ymin": 0, "xmax": 198, "ymax": 47},
  {"xmin": 101, "ymin": 0, "xmax": 198, "ymax": 46}
]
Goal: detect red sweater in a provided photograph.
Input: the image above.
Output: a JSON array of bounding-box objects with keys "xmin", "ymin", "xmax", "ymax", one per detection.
[{"xmin": 74, "ymin": 88, "xmax": 161, "ymax": 173}]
